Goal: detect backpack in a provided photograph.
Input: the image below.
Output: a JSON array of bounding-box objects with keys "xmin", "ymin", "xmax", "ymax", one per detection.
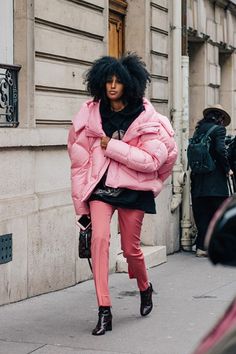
[{"xmin": 187, "ymin": 125, "xmax": 217, "ymax": 174}]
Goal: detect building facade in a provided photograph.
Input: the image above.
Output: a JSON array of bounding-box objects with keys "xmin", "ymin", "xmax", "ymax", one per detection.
[
  {"xmin": 181, "ymin": 0, "xmax": 236, "ymax": 250},
  {"xmin": 0, "ymin": 0, "xmax": 236, "ymax": 305}
]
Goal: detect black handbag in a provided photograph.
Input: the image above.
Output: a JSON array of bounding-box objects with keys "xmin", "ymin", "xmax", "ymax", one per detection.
[{"xmin": 78, "ymin": 227, "xmax": 92, "ymax": 271}]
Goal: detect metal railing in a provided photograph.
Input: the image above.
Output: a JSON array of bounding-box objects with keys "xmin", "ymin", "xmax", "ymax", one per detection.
[{"xmin": 0, "ymin": 63, "xmax": 21, "ymax": 127}]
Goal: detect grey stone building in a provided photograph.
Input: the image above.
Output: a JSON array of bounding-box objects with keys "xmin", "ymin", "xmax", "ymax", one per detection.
[{"xmin": 0, "ymin": 0, "xmax": 236, "ymax": 306}]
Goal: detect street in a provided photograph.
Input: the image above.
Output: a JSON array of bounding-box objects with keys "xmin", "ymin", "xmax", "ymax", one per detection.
[{"xmin": 0, "ymin": 252, "xmax": 235, "ymax": 354}]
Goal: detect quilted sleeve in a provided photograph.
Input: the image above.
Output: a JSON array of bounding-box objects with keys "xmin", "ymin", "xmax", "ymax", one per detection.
[
  {"xmin": 104, "ymin": 134, "xmax": 168, "ymax": 173},
  {"xmin": 158, "ymin": 142, "xmax": 178, "ymax": 181},
  {"xmin": 67, "ymin": 126, "xmax": 90, "ymax": 216}
]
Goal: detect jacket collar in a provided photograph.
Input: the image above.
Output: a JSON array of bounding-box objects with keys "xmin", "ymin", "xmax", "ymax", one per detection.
[
  {"xmin": 85, "ymin": 101, "xmax": 104, "ymax": 138},
  {"xmin": 73, "ymin": 98, "xmax": 173, "ymax": 140},
  {"xmin": 73, "ymin": 100, "xmax": 104, "ymax": 137}
]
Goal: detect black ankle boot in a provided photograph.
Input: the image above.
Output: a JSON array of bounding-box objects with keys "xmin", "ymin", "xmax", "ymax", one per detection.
[
  {"xmin": 92, "ymin": 306, "xmax": 112, "ymax": 336},
  {"xmin": 140, "ymin": 283, "xmax": 153, "ymax": 316}
]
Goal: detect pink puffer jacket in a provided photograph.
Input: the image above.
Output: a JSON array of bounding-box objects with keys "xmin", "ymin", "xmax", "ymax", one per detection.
[{"xmin": 68, "ymin": 98, "xmax": 178, "ymax": 215}]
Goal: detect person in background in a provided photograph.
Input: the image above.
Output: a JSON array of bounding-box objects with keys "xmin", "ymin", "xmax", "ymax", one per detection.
[
  {"xmin": 193, "ymin": 194, "xmax": 236, "ymax": 354},
  {"xmin": 190, "ymin": 105, "xmax": 233, "ymax": 257},
  {"xmin": 67, "ymin": 53, "xmax": 177, "ymax": 335}
]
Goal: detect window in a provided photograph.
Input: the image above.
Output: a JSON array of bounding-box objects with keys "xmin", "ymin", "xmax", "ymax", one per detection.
[
  {"xmin": 0, "ymin": 64, "xmax": 21, "ymax": 127},
  {"xmin": 0, "ymin": 1, "xmax": 13, "ymax": 64},
  {"xmin": 0, "ymin": 1, "xmax": 21, "ymax": 127}
]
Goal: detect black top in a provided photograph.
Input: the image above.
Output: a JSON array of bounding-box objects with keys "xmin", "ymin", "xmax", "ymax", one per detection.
[
  {"xmin": 89, "ymin": 100, "xmax": 156, "ymax": 214},
  {"xmin": 190, "ymin": 122, "xmax": 230, "ymax": 198}
]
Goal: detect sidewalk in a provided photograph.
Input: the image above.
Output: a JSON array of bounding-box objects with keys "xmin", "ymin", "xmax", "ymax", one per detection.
[{"xmin": 0, "ymin": 252, "xmax": 235, "ymax": 354}]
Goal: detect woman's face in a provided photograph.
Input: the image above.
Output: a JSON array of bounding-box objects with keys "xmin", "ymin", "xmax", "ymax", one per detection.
[{"xmin": 105, "ymin": 75, "xmax": 124, "ymax": 102}]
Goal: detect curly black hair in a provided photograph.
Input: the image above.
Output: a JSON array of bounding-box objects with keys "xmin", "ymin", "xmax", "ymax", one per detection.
[{"xmin": 84, "ymin": 53, "xmax": 151, "ymax": 104}]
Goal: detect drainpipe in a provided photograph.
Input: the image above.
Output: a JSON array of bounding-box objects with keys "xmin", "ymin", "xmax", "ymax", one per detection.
[
  {"xmin": 170, "ymin": 0, "xmax": 185, "ymax": 212},
  {"xmin": 181, "ymin": 56, "xmax": 192, "ymax": 250},
  {"xmin": 180, "ymin": 0, "xmax": 193, "ymax": 250}
]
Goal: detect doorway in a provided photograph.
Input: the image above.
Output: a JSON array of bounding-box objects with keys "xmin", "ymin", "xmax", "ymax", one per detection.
[{"xmin": 109, "ymin": 0, "xmax": 127, "ymax": 58}]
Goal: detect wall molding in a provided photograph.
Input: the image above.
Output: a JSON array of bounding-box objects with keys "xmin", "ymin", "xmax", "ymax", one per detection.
[
  {"xmin": 66, "ymin": 0, "xmax": 104, "ymax": 12},
  {"xmin": 151, "ymin": 74, "xmax": 168, "ymax": 81},
  {"xmin": 36, "ymin": 119, "xmax": 72, "ymax": 126},
  {"xmin": 150, "ymin": 2, "xmax": 168, "ymax": 13},
  {"xmin": 150, "ymin": 98, "xmax": 168, "ymax": 104},
  {"xmin": 35, "ymin": 52, "xmax": 92, "ymax": 66},
  {"xmin": 0, "ymin": 128, "xmax": 68, "ymax": 148},
  {"xmin": 35, "ymin": 85, "xmax": 88, "ymax": 96},
  {"xmin": 150, "ymin": 50, "xmax": 168, "ymax": 58},
  {"xmin": 35, "ymin": 17, "xmax": 104, "ymax": 41},
  {"xmin": 151, "ymin": 26, "xmax": 168, "ymax": 36},
  {"xmin": 109, "ymin": 0, "xmax": 127, "ymax": 15}
]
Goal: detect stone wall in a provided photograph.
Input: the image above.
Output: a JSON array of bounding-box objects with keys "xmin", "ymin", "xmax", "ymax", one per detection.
[
  {"xmin": 34, "ymin": 0, "xmax": 107, "ymax": 125},
  {"xmin": 187, "ymin": 0, "xmax": 236, "ymax": 135}
]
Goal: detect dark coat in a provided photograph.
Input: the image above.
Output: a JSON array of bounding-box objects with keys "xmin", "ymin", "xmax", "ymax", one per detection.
[
  {"xmin": 227, "ymin": 137, "xmax": 236, "ymax": 175},
  {"xmin": 190, "ymin": 121, "xmax": 230, "ymax": 198}
]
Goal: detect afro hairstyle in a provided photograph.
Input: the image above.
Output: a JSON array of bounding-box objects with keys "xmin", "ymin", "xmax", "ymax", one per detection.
[{"xmin": 84, "ymin": 53, "xmax": 151, "ymax": 104}]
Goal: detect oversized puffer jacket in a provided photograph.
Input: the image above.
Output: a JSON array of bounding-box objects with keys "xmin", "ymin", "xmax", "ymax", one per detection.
[{"xmin": 68, "ymin": 98, "xmax": 178, "ymax": 215}]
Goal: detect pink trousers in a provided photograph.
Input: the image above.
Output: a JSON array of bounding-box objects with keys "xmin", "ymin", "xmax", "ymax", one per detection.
[{"xmin": 89, "ymin": 200, "xmax": 149, "ymax": 306}]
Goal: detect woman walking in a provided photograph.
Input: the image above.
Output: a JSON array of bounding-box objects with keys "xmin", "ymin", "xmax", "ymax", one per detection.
[{"xmin": 68, "ymin": 53, "xmax": 177, "ymax": 335}]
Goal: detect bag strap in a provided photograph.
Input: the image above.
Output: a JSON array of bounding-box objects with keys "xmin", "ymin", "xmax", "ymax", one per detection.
[
  {"xmin": 231, "ymin": 175, "xmax": 236, "ymax": 193},
  {"xmin": 228, "ymin": 176, "xmax": 233, "ymax": 195},
  {"xmin": 228, "ymin": 175, "xmax": 236, "ymax": 195},
  {"xmin": 203, "ymin": 125, "xmax": 218, "ymax": 139},
  {"xmin": 87, "ymin": 258, "xmax": 93, "ymax": 272},
  {"xmin": 193, "ymin": 125, "xmax": 217, "ymax": 140}
]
